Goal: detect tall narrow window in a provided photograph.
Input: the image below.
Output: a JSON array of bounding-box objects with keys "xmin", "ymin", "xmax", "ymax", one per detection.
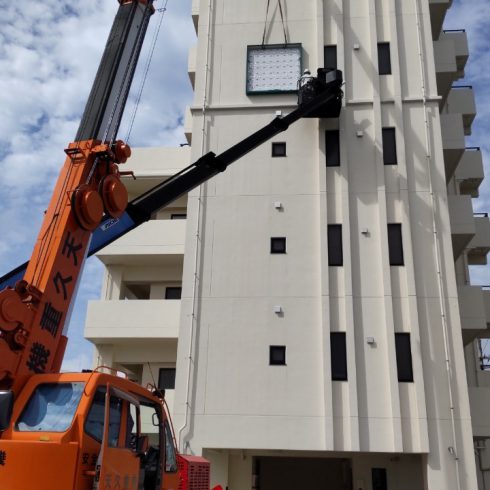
[
  {"xmin": 387, "ymin": 224, "xmax": 404, "ymax": 266},
  {"xmin": 372, "ymin": 468, "xmax": 388, "ymax": 490},
  {"xmin": 395, "ymin": 333, "xmax": 413, "ymax": 382},
  {"xmin": 331, "ymin": 332, "xmax": 347, "ymax": 381},
  {"xmin": 158, "ymin": 368, "xmax": 176, "ymax": 390},
  {"xmin": 377, "ymin": 42, "xmax": 392, "ymax": 75},
  {"xmin": 270, "ymin": 346, "xmax": 286, "ymax": 366},
  {"xmin": 382, "ymin": 128, "xmax": 397, "ymax": 165},
  {"xmin": 328, "ymin": 225, "xmax": 343, "ymax": 266},
  {"xmin": 325, "ymin": 130, "xmax": 340, "ymax": 167},
  {"xmin": 324, "ymin": 45, "xmax": 337, "ymax": 69},
  {"xmin": 271, "ymin": 237, "xmax": 286, "ymax": 254}
]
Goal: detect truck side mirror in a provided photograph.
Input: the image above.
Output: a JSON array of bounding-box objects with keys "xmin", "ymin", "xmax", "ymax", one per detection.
[{"xmin": 0, "ymin": 391, "xmax": 13, "ymax": 431}]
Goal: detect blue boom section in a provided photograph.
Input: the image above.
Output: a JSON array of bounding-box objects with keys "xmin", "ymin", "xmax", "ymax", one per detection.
[{"xmin": 0, "ymin": 212, "xmax": 138, "ymax": 290}]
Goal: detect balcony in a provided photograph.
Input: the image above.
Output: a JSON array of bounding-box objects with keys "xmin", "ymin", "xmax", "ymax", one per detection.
[
  {"xmin": 458, "ymin": 286, "xmax": 490, "ymax": 345},
  {"xmin": 441, "ymin": 30, "xmax": 469, "ymax": 75},
  {"xmin": 188, "ymin": 45, "xmax": 197, "ymax": 90},
  {"xmin": 191, "ymin": 0, "xmax": 199, "ymax": 34},
  {"xmin": 445, "ymin": 86, "xmax": 476, "ymax": 136},
  {"xmin": 434, "ymin": 38, "xmax": 458, "ymax": 101},
  {"xmin": 448, "ymin": 194, "xmax": 475, "ymax": 258},
  {"xmin": 122, "ymin": 146, "xmax": 191, "ymax": 198},
  {"xmin": 467, "ymin": 215, "xmax": 490, "ymax": 266},
  {"xmin": 440, "ymin": 113, "xmax": 465, "ymax": 179},
  {"xmin": 96, "ymin": 219, "xmax": 186, "ymax": 266},
  {"xmin": 85, "ymin": 299, "xmax": 180, "ymax": 342},
  {"xmin": 429, "ymin": 0, "xmax": 452, "ymax": 40},
  {"xmin": 455, "ymin": 148, "xmax": 484, "ymax": 197}
]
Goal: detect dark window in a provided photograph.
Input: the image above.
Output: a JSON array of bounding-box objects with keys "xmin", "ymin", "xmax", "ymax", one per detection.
[
  {"xmin": 328, "ymin": 224, "xmax": 343, "ymax": 266},
  {"xmin": 170, "ymin": 213, "xmax": 187, "ymax": 220},
  {"xmin": 158, "ymin": 368, "xmax": 176, "ymax": 390},
  {"xmin": 164, "ymin": 420, "xmax": 178, "ymax": 472},
  {"xmin": 382, "ymin": 128, "xmax": 397, "ymax": 165},
  {"xmin": 269, "ymin": 346, "xmax": 286, "ymax": 365},
  {"xmin": 378, "ymin": 42, "xmax": 392, "ymax": 75},
  {"xmin": 85, "ymin": 387, "xmax": 123, "ymax": 446},
  {"xmin": 271, "ymin": 237, "xmax": 286, "ymax": 254},
  {"xmin": 325, "ymin": 130, "xmax": 340, "ymax": 167},
  {"xmin": 372, "ymin": 468, "xmax": 388, "ymax": 490},
  {"xmin": 324, "ymin": 45, "xmax": 337, "ymax": 69},
  {"xmin": 16, "ymin": 382, "xmax": 84, "ymax": 432},
  {"xmin": 330, "ymin": 332, "xmax": 347, "ymax": 381},
  {"xmin": 388, "ymin": 224, "xmax": 404, "ymax": 266},
  {"xmin": 272, "ymin": 142, "xmax": 287, "ymax": 157},
  {"xmin": 165, "ymin": 287, "xmax": 182, "ymax": 300},
  {"xmin": 395, "ymin": 333, "xmax": 414, "ymax": 382}
]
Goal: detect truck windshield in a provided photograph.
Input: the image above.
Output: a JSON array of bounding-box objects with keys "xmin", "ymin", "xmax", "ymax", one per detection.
[{"xmin": 16, "ymin": 382, "xmax": 84, "ymax": 432}]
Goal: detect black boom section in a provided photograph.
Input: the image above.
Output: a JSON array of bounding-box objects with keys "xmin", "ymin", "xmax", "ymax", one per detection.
[
  {"xmin": 1, "ymin": 70, "xmax": 343, "ymax": 290},
  {"xmin": 75, "ymin": 1, "xmax": 154, "ymax": 143}
]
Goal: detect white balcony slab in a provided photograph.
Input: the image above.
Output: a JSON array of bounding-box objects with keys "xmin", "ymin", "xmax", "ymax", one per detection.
[
  {"xmin": 85, "ymin": 299, "xmax": 180, "ymax": 342},
  {"xmin": 97, "ymin": 220, "xmax": 186, "ymax": 266}
]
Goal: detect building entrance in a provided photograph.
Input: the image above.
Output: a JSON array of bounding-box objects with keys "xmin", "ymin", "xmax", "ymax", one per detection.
[{"xmin": 254, "ymin": 456, "xmax": 352, "ymax": 490}]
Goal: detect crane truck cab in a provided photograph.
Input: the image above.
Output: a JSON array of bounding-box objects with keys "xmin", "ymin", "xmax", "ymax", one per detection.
[{"xmin": 0, "ymin": 370, "xmax": 182, "ymax": 490}]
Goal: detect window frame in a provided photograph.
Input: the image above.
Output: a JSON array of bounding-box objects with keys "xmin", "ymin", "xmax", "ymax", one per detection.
[
  {"xmin": 395, "ymin": 333, "xmax": 414, "ymax": 382},
  {"xmin": 325, "ymin": 130, "xmax": 340, "ymax": 167},
  {"xmin": 158, "ymin": 367, "xmax": 176, "ymax": 390},
  {"xmin": 387, "ymin": 223, "xmax": 404, "ymax": 266},
  {"xmin": 269, "ymin": 345, "xmax": 286, "ymax": 366},
  {"xmin": 270, "ymin": 237, "xmax": 287, "ymax": 254},
  {"xmin": 272, "ymin": 142, "xmax": 287, "ymax": 157},
  {"xmin": 324, "ymin": 45, "xmax": 338, "ymax": 70},
  {"xmin": 328, "ymin": 224, "xmax": 343, "ymax": 266},
  {"xmin": 330, "ymin": 332, "xmax": 348, "ymax": 381},
  {"xmin": 377, "ymin": 42, "xmax": 392, "ymax": 75},
  {"xmin": 382, "ymin": 127, "xmax": 397, "ymax": 165},
  {"xmin": 165, "ymin": 287, "xmax": 182, "ymax": 300}
]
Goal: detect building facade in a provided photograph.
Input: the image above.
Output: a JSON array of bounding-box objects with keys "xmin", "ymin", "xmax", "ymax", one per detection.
[{"xmin": 85, "ymin": 0, "xmax": 490, "ymax": 488}]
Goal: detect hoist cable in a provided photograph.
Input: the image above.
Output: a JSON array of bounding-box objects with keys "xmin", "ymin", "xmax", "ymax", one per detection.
[
  {"xmin": 125, "ymin": 0, "xmax": 169, "ymax": 143},
  {"xmin": 261, "ymin": 0, "xmax": 271, "ymax": 46},
  {"xmin": 277, "ymin": 0, "xmax": 288, "ymax": 45}
]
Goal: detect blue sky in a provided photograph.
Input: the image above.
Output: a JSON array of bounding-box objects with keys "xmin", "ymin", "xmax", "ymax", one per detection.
[
  {"xmin": 0, "ymin": 0, "xmax": 488, "ymax": 371},
  {"xmin": 0, "ymin": 0, "xmax": 195, "ymax": 370}
]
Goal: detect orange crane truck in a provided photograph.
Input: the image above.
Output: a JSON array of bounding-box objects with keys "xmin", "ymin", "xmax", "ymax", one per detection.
[{"xmin": 0, "ymin": 1, "xmax": 343, "ymax": 488}]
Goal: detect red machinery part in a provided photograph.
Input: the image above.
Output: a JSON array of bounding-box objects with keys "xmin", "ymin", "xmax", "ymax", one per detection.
[{"xmin": 177, "ymin": 454, "xmax": 210, "ymax": 490}]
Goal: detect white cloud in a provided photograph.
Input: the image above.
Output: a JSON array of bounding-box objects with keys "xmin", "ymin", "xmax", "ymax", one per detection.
[{"xmin": 0, "ymin": 0, "xmax": 195, "ymax": 367}]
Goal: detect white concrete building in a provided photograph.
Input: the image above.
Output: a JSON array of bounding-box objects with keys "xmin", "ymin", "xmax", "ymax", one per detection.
[{"xmin": 85, "ymin": 0, "xmax": 490, "ymax": 488}]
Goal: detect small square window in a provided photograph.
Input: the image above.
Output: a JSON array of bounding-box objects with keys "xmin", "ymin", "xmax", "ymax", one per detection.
[
  {"xmin": 378, "ymin": 42, "xmax": 392, "ymax": 75},
  {"xmin": 272, "ymin": 142, "xmax": 286, "ymax": 157},
  {"xmin": 270, "ymin": 346, "xmax": 286, "ymax": 365},
  {"xmin": 158, "ymin": 368, "xmax": 176, "ymax": 390},
  {"xmin": 165, "ymin": 287, "xmax": 182, "ymax": 300},
  {"xmin": 331, "ymin": 332, "xmax": 347, "ymax": 381},
  {"xmin": 382, "ymin": 128, "xmax": 397, "ymax": 165},
  {"xmin": 271, "ymin": 237, "xmax": 286, "ymax": 254},
  {"xmin": 170, "ymin": 213, "xmax": 187, "ymax": 220}
]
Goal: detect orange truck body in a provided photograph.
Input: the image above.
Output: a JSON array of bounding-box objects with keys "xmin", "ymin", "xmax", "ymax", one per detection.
[{"xmin": 0, "ymin": 372, "xmax": 182, "ymax": 490}]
